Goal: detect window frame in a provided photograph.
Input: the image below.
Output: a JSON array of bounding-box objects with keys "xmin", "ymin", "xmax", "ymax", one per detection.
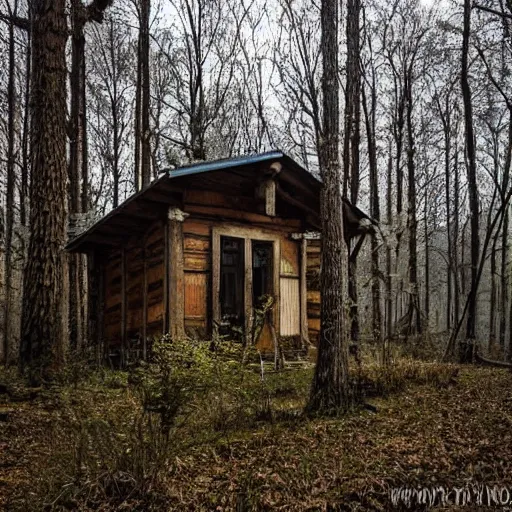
[{"xmin": 212, "ymin": 226, "xmax": 281, "ymax": 338}]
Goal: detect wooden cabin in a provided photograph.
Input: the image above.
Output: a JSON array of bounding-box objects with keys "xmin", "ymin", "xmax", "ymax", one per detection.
[{"xmin": 67, "ymin": 151, "xmax": 373, "ymax": 365}]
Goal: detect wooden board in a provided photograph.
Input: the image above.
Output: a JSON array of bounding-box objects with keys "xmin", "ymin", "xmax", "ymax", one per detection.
[
  {"xmin": 280, "ymin": 277, "xmax": 300, "ymax": 336},
  {"xmin": 255, "ymin": 320, "xmax": 274, "ymax": 352},
  {"xmin": 183, "ymin": 229, "xmax": 210, "ymax": 331},
  {"xmin": 184, "ymin": 272, "xmax": 208, "ymax": 328},
  {"xmin": 126, "ymin": 245, "xmax": 144, "ymax": 338},
  {"xmin": 183, "ymin": 219, "xmax": 211, "ymax": 237},
  {"xmin": 145, "ymin": 222, "xmax": 165, "ymax": 337},
  {"xmin": 306, "ymin": 239, "xmax": 321, "ymax": 345},
  {"xmin": 280, "ymin": 238, "xmax": 299, "ymax": 276},
  {"xmin": 184, "ymin": 189, "xmax": 259, "ymax": 212},
  {"xmin": 185, "ymin": 204, "xmax": 302, "ymax": 229},
  {"xmin": 168, "ymin": 210, "xmax": 186, "ymax": 338},
  {"xmin": 103, "ymin": 249, "xmax": 122, "ymax": 344}
]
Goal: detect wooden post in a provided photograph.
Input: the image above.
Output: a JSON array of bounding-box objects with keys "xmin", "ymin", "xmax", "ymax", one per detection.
[
  {"xmin": 168, "ymin": 207, "xmax": 188, "ymax": 339},
  {"xmin": 257, "ymin": 178, "xmax": 276, "ymax": 217},
  {"xmin": 264, "ymin": 179, "xmax": 276, "ymax": 217},
  {"xmin": 300, "ymin": 237, "xmax": 310, "ymax": 352},
  {"xmin": 244, "ymin": 238, "xmax": 253, "ymax": 342},
  {"xmin": 163, "ymin": 222, "xmax": 169, "ymax": 335},
  {"xmin": 120, "ymin": 248, "xmax": 127, "ymax": 367},
  {"xmin": 212, "ymin": 231, "xmax": 220, "ymax": 327},
  {"xmin": 142, "ymin": 247, "xmax": 148, "ymax": 359}
]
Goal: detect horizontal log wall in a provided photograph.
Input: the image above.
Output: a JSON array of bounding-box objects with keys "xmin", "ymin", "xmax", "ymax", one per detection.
[
  {"xmin": 104, "ymin": 250, "xmax": 122, "ymax": 348},
  {"xmin": 99, "ymin": 188, "xmax": 313, "ymax": 359},
  {"xmin": 145, "ymin": 222, "xmax": 165, "ymax": 337},
  {"xmin": 306, "ymin": 239, "xmax": 321, "ymax": 345},
  {"xmin": 102, "ymin": 220, "xmax": 166, "ymax": 361}
]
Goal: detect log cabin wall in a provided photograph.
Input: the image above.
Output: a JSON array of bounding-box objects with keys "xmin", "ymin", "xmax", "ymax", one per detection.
[
  {"xmin": 102, "ymin": 219, "xmax": 166, "ymax": 363},
  {"xmin": 98, "ymin": 177, "xmax": 318, "ymax": 361},
  {"xmin": 103, "ymin": 249, "xmax": 122, "ymax": 352},
  {"xmin": 182, "ymin": 219, "xmax": 210, "ymax": 338},
  {"xmin": 144, "ymin": 222, "xmax": 165, "ymax": 338},
  {"xmin": 306, "ymin": 238, "xmax": 321, "ymax": 345},
  {"xmin": 70, "ymin": 153, "xmax": 376, "ymax": 365}
]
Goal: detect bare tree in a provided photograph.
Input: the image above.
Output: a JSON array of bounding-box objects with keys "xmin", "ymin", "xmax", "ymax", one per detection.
[
  {"xmin": 20, "ymin": 0, "xmax": 112, "ymax": 381},
  {"xmin": 307, "ymin": 0, "xmax": 351, "ymax": 413},
  {"xmin": 133, "ymin": 0, "xmax": 151, "ymax": 190},
  {"xmin": 88, "ymin": 10, "xmax": 133, "ymax": 211}
]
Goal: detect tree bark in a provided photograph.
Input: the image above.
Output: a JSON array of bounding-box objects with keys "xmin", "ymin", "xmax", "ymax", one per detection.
[
  {"xmin": 344, "ymin": 0, "xmax": 361, "ymax": 344},
  {"xmin": 307, "ymin": 0, "xmax": 351, "ymax": 413},
  {"xmin": 140, "ymin": 0, "xmax": 151, "ymax": 186},
  {"xmin": 362, "ymin": 81, "xmax": 382, "ymax": 348},
  {"xmin": 437, "ymin": 93, "xmax": 452, "ymax": 331},
  {"xmin": 68, "ymin": 0, "xmax": 88, "ymax": 352},
  {"xmin": 405, "ymin": 64, "xmax": 421, "ymax": 335},
  {"xmin": 3, "ymin": 6, "xmax": 16, "ymax": 364},
  {"xmin": 386, "ymin": 139, "xmax": 393, "ymax": 341},
  {"xmin": 134, "ymin": 0, "xmax": 151, "ymax": 189},
  {"xmin": 454, "ymin": 147, "xmax": 461, "ymax": 327},
  {"xmin": 20, "ymin": 0, "xmax": 69, "ymax": 382},
  {"xmin": 461, "ymin": 0, "xmax": 479, "ymax": 363},
  {"xmin": 499, "ymin": 120, "xmax": 512, "ymax": 350}
]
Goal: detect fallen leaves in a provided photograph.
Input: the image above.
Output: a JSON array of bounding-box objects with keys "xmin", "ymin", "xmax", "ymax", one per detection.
[{"xmin": 1, "ymin": 364, "xmax": 512, "ymax": 510}]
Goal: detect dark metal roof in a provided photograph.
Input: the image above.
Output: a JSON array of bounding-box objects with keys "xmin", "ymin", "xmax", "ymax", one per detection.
[
  {"xmin": 66, "ymin": 150, "xmax": 322, "ymax": 252},
  {"xmin": 166, "ymin": 150, "xmax": 284, "ymax": 177}
]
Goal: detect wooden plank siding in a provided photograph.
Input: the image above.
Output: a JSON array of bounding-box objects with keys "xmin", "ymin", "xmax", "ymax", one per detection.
[
  {"xmin": 183, "ymin": 221, "xmax": 210, "ymax": 337},
  {"xmin": 98, "ymin": 187, "xmax": 315, "ymax": 362},
  {"xmin": 103, "ymin": 249, "xmax": 122, "ymax": 347},
  {"xmin": 306, "ymin": 238, "xmax": 321, "ymax": 345},
  {"xmin": 126, "ymin": 244, "xmax": 144, "ymax": 341},
  {"xmin": 145, "ymin": 222, "xmax": 165, "ymax": 337},
  {"xmin": 279, "ymin": 277, "xmax": 300, "ymax": 336}
]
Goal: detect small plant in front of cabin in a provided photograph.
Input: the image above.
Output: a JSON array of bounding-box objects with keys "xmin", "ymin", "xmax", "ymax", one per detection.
[{"xmin": 131, "ymin": 335, "xmax": 214, "ymax": 441}]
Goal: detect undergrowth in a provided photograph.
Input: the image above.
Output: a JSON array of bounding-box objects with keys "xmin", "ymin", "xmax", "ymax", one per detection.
[{"xmin": 1, "ymin": 338, "xmax": 466, "ymax": 511}]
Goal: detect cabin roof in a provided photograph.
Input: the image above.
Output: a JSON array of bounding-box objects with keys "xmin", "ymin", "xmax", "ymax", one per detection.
[
  {"xmin": 164, "ymin": 150, "xmax": 317, "ymax": 182},
  {"xmin": 66, "ymin": 150, "xmax": 326, "ymax": 252}
]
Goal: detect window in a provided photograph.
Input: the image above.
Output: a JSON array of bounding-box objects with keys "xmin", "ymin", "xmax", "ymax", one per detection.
[
  {"xmin": 220, "ymin": 236, "xmax": 244, "ymax": 327},
  {"xmin": 213, "ymin": 227, "xmax": 281, "ymax": 345},
  {"xmin": 252, "ymin": 241, "xmax": 273, "ymax": 306}
]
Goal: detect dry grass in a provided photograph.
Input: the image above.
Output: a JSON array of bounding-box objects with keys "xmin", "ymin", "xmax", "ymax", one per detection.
[{"xmin": 1, "ymin": 356, "xmax": 511, "ymax": 511}]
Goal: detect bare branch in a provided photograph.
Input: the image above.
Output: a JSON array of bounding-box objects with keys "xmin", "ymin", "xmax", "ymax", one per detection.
[{"xmin": 473, "ymin": 3, "xmax": 512, "ymax": 20}]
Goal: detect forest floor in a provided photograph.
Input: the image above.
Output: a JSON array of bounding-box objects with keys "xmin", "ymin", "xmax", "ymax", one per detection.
[{"xmin": 1, "ymin": 358, "xmax": 512, "ymax": 511}]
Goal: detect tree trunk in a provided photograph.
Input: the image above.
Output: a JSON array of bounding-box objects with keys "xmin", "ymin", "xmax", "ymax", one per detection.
[
  {"xmin": 307, "ymin": 0, "xmax": 351, "ymax": 413},
  {"xmin": 438, "ymin": 94, "xmax": 452, "ymax": 331},
  {"xmin": 134, "ymin": 0, "xmax": 151, "ymax": 189},
  {"xmin": 386, "ymin": 140, "xmax": 393, "ymax": 341},
  {"xmin": 454, "ymin": 147, "xmax": 461, "ymax": 327},
  {"xmin": 20, "ymin": 0, "xmax": 69, "ymax": 382},
  {"xmin": 424, "ymin": 189, "xmax": 430, "ymax": 329},
  {"xmin": 499, "ymin": 207, "xmax": 508, "ymax": 349},
  {"xmin": 362, "ymin": 82, "xmax": 382, "ymax": 348},
  {"xmin": 489, "ymin": 238, "xmax": 497, "ymax": 349},
  {"xmin": 405, "ymin": 67, "xmax": 421, "ymax": 335},
  {"xmin": 20, "ymin": 8, "xmax": 31, "ymax": 230},
  {"xmin": 461, "ymin": 0, "xmax": 479, "ymax": 363},
  {"xmin": 140, "ymin": 0, "xmax": 151, "ymax": 186},
  {"xmin": 344, "ymin": 0, "xmax": 361, "ymax": 344},
  {"xmin": 499, "ymin": 120, "xmax": 512, "ymax": 350},
  {"xmin": 3, "ymin": 9, "xmax": 16, "ymax": 364},
  {"xmin": 68, "ymin": 0, "xmax": 88, "ymax": 352},
  {"xmin": 134, "ymin": 20, "xmax": 142, "ymax": 191}
]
